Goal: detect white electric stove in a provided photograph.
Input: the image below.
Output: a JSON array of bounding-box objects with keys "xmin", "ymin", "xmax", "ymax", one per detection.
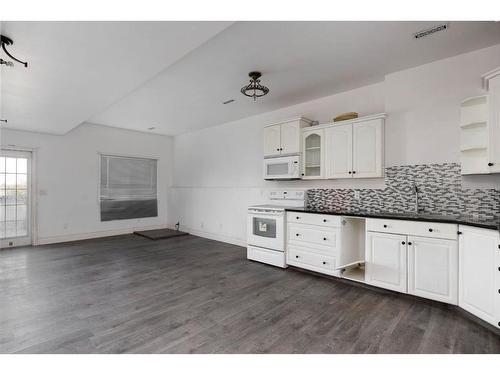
[{"xmin": 247, "ymin": 190, "xmax": 305, "ymax": 268}]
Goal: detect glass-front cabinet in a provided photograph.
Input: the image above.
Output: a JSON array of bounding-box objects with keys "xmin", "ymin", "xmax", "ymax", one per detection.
[{"xmin": 302, "ymin": 129, "xmax": 324, "ymax": 179}]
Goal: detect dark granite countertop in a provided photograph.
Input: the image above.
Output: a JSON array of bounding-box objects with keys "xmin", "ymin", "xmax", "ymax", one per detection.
[{"xmin": 285, "ymin": 207, "xmax": 500, "ymax": 231}]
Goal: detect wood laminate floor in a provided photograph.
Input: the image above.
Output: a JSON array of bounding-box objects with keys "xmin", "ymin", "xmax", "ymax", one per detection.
[{"xmin": 1, "ymin": 234, "xmax": 499, "ymax": 354}]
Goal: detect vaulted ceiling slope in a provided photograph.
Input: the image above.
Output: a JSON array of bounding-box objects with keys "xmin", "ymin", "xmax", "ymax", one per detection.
[
  {"xmin": 1, "ymin": 21, "xmax": 500, "ymax": 136},
  {"xmin": 0, "ymin": 21, "xmax": 232, "ymax": 134}
]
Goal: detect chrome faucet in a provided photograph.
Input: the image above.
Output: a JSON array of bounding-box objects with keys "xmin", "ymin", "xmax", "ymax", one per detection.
[{"xmin": 414, "ymin": 184, "xmax": 419, "ymax": 214}]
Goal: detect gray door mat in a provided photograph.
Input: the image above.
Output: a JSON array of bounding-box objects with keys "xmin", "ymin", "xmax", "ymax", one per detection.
[{"xmin": 134, "ymin": 228, "xmax": 189, "ymax": 240}]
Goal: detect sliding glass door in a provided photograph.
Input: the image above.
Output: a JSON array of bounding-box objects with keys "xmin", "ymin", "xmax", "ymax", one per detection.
[{"xmin": 0, "ymin": 150, "xmax": 32, "ymax": 248}]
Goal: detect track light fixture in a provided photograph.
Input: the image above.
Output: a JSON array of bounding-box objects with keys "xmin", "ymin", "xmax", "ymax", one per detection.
[{"xmin": 1, "ymin": 35, "xmax": 28, "ymax": 67}]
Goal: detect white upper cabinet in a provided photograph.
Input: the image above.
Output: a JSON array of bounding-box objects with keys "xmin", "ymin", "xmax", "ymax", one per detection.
[
  {"xmin": 408, "ymin": 236, "xmax": 458, "ymax": 305},
  {"xmin": 302, "ymin": 129, "xmax": 324, "ymax": 179},
  {"xmin": 461, "ymin": 68, "xmax": 500, "ymax": 175},
  {"xmin": 488, "ymin": 74, "xmax": 500, "ymax": 173},
  {"xmin": 325, "ymin": 124, "xmax": 352, "ymax": 179},
  {"xmin": 263, "ymin": 118, "xmax": 312, "ymax": 158},
  {"xmin": 281, "ymin": 121, "xmax": 302, "ymax": 155},
  {"xmin": 365, "ymin": 231, "xmax": 407, "ymax": 293},
  {"xmin": 459, "ymin": 96, "xmax": 490, "ymax": 175},
  {"xmin": 459, "ymin": 225, "xmax": 500, "ymax": 328},
  {"xmin": 263, "ymin": 124, "xmax": 281, "ymax": 157},
  {"xmin": 352, "ymin": 119, "xmax": 384, "ymax": 178},
  {"xmin": 323, "ymin": 114, "xmax": 385, "ymax": 180},
  {"xmin": 265, "ymin": 113, "xmax": 384, "ymax": 179}
]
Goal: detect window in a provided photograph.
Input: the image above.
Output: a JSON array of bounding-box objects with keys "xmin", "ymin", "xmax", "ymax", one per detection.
[{"xmin": 100, "ymin": 154, "xmax": 158, "ymax": 221}]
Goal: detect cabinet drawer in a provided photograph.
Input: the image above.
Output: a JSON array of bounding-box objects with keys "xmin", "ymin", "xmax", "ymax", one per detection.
[
  {"xmin": 287, "ymin": 245, "xmax": 337, "ymax": 275},
  {"xmin": 287, "ymin": 223, "xmax": 338, "ymax": 253},
  {"xmin": 287, "ymin": 212, "xmax": 340, "ymax": 227},
  {"xmin": 366, "ymin": 218, "xmax": 457, "ymax": 240}
]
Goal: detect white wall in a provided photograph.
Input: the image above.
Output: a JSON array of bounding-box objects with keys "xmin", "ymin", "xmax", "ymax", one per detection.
[
  {"xmin": 1, "ymin": 123, "xmax": 174, "ymax": 244},
  {"xmin": 385, "ymin": 43, "xmax": 500, "ymax": 168},
  {"xmin": 169, "ymin": 44, "xmax": 500, "ymax": 246}
]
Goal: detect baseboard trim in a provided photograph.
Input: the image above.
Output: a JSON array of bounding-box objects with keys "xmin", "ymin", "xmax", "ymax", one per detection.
[
  {"xmin": 180, "ymin": 227, "xmax": 246, "ymax": 247},
  {"xmin": 36, "ymin": 224, "xmax": 169, "ymax": 245},
  {"xmin": 36, "ymin": 224, "xmax": 247, "ymax": 248}
]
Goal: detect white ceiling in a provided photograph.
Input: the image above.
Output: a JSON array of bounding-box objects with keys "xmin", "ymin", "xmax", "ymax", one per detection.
[
  {"xmin": 2, "ymin": 21, "xmax": 500, "ymax": 136},
  {"xmin": 0, "ymin": 21, "xmax": 231, "ymax": 134}
]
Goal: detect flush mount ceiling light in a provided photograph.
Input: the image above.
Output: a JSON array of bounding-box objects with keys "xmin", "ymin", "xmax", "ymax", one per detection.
[
  {"xmin": 240, "ymin": 71, "xmax": 269, "ymax": 101},
  {"xmin": 0, "ymin": 35, "xmax": 28, "ymax": 67}
]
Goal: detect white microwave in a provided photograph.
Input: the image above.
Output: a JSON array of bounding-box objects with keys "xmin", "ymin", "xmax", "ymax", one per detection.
[{"xmin": 263, "ymin": 155, "xmax": 301, "ymax": 180}]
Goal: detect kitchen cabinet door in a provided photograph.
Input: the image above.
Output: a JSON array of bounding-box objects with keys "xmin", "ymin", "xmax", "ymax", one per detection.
[
  {"xmin": 281, "ymin": 121, "xmax": 301, "ymax": 155},
  {"xmin": 365, "ymin": 232, "xmax": 407, "ymax": 293},
  {"xmin": 459, "ymin": 226, "xmax": 500, "ymax": 328},
  {"xmin": 302, "ymin": 129, "xmax": 324, "ymax": 179},
  {"xmin": 352, "ymin": 119, "xmax": 383, "ymax": 178},
  {"xmin": 488, "ymin": 75, "xmax": 500, "ymax": 173},
  {"xmin": 408, "ymin": 236, "xmax": 458, "ymax": 304},
  {"xmin": 325, "ymin": 124, "xmax": 352, "ymax": 179},
  {"xmin": 263, "ymin": 124, "xmax": 281, "ymax": 157}
]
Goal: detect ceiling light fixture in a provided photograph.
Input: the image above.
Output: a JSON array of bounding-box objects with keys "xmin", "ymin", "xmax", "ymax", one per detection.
[
  {"xmin": 0, "ymin": 35, "xmax": 28, "ymax": 67},
  {"xmin": 240, "ymin": 71, "xmax": 269, "ymax": 101}
]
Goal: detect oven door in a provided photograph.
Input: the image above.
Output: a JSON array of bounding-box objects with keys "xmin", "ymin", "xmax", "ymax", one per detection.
[
  {"xmin": 263, "ymin": 156, "xmax": 300, "ymax": 180},
  {"xmin": 247, "ymin": 209, "xmax": 284, "ymax": 251}
]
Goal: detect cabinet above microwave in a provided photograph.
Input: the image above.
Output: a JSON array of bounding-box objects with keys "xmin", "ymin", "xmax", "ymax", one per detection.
[{"xmin": 263, "ymin": 117, "xmax": 313, "ymax": 158}]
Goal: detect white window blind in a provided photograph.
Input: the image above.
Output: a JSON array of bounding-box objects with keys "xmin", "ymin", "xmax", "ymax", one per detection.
[{"xmin": 100, "ymin": 155, "xmax": 158, "ymax": 221}]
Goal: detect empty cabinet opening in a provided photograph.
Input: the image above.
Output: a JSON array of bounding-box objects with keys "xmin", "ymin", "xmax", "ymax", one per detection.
[{"xmin": 338, "ymin": 217, "xmax": 366, "ymax": 283}]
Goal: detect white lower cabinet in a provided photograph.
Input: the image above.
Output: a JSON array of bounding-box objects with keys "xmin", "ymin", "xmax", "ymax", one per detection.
[
  {"xmin": 286, "ymin": 216, "xmax": 340, "ymax": 277},
  {"xmin": 459, "ymin": 225, "xmax": 500, "ymax": 329},
  {"xmin": 365, "ymin": 232, "xmax": 407, "ymax": 293},
  {"xmin": 287, "ymin": 245, "xmax": 337, "ymax": 276},
  {"xmin": 407, "ymin": 236, "xmax": 458, "ymax": 304},
  {"xmin": 365, "ymin": 219, "xmax": 459, "ymax": 304},
  {"xmin": 286, "ymin": 214, "xmax": 364, "ymax": 278}
]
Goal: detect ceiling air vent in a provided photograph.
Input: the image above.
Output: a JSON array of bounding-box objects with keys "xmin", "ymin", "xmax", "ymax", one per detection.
[{"xmin": 413, "ymin": 23, "xmax": 449, "ymax": 39}]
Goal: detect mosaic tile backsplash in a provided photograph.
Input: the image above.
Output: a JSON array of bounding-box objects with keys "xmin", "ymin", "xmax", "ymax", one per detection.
[{"xmin": 306, "ymin": 163, "xmax": 500, "ymax": 220}]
